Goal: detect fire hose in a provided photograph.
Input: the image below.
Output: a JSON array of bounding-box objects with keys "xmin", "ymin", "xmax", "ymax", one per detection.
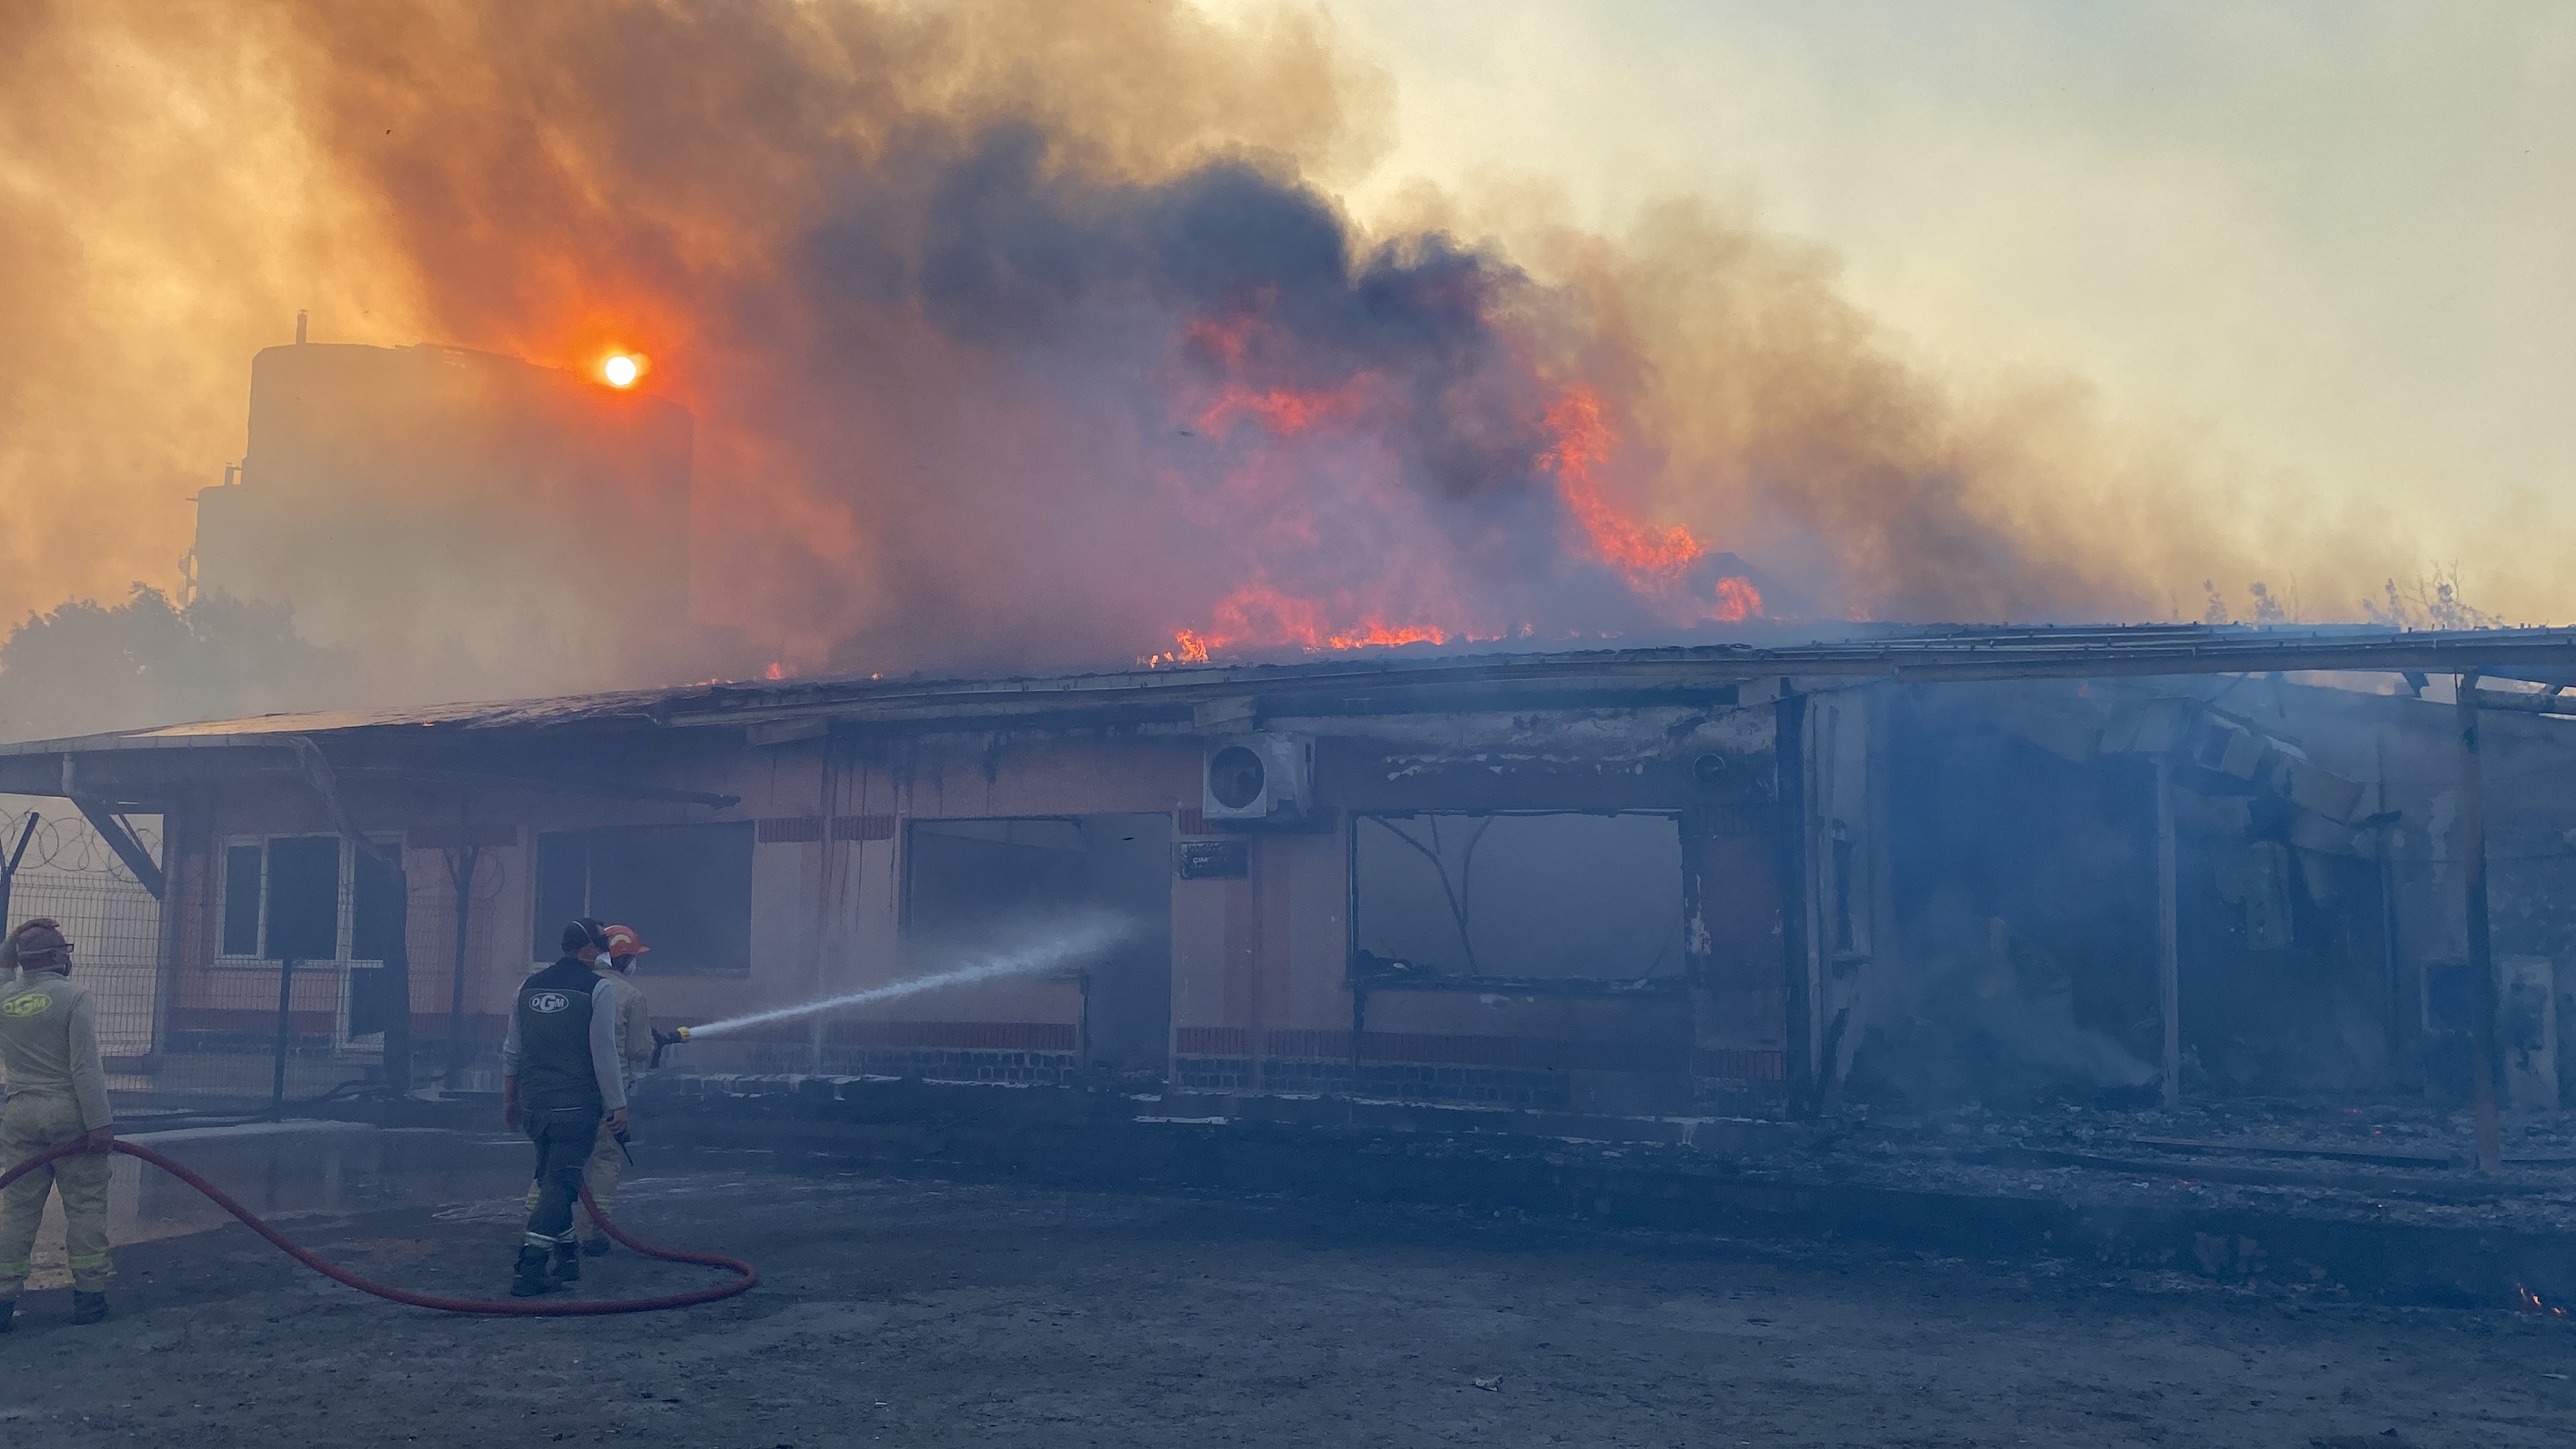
[{"xmin": 0, "ymin": 1137, "xmax": 757, "ymax": 1316}]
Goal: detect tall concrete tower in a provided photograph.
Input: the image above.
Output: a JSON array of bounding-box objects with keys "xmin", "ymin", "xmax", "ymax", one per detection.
[{"xmin": 192, "ymin": 340, "xmax": 702, "ymax": 703}]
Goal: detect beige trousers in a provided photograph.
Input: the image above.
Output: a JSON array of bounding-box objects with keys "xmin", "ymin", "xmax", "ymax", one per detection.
[
  {"xmin": 0, "ymin": 1093, "xmax": 113, "ymax": 1297},
  {"xmin": 520, "ymin": 1119, "xmax": 624, "ymax": 1243}
]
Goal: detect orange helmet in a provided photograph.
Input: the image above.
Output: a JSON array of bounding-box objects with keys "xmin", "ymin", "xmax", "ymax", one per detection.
[{"xmin": 599, "ymin": 924, "xmax": 651, "ymax": 960}]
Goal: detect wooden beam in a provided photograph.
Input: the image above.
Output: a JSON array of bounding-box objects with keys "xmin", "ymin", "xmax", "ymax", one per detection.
[{"xmin": 332, "ymin": 765, "xmax": 740, "ymax": 809}]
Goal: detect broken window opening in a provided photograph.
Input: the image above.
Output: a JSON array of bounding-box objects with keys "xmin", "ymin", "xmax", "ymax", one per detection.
[
  {"xmin": 531, "ymin": 822, "xmax": 755, "ymax": 974},
  {"xmin": 2214, "ymin": 838, "xmax": 2296, "ymax": 951},
  {"xmin": 903, "ymin": 818, "xmax": 1089, "ymax": 944},
  {"xmin": 1351, "ymin": 811, "xmax": 1687, "ymax": 986}
]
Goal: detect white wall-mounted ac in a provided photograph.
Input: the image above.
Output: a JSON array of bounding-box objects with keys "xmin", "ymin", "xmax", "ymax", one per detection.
[{"xmin": 1202, "ymin": 733, "xmax": 1314, "ymax": 827}]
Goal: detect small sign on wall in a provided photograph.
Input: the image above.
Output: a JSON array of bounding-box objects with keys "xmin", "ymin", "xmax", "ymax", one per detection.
[{"xmin": 1175, "ymin": 840, "xmax": 1248, "ymax": 880}]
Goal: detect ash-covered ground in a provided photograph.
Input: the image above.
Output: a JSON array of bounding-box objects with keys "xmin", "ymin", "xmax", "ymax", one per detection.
[
  {"xmin": 4, "ymin": 1130, "xmax": 2572, "ymax": 1448},
  {"xmin": 1801, "ymin": 1098, "xmax": 2576, "ymax": 1236}
]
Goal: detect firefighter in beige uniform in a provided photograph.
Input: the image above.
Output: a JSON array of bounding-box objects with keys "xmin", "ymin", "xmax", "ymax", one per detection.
[
  {"xmin": 521, "ymin": 923, "xmax": 657, "ymax": 1254},
  {"xmin": 0, "ymin": 920, "xmax": 116, "ymax": 1330}
]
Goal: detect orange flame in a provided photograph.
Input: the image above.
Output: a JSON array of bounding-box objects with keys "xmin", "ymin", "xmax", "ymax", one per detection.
[
  {"xmin": 1542, "ymin": 387, "xmax": 1704, "ymax": 582},
  {"xmin": 1543, "ymin": 386, "xmax": 1767, "ymax": 627},
  {"xmin": 1145, "ymin": 583, "xmax": 1455, "ymax": 666},
  {"xmin": 1712, "ymin": 574, "xmax": 1761, "ymax": 624},
  {"xmin": 1328, "ymin": 621, "xmax": 1449, "ymax": 650}
]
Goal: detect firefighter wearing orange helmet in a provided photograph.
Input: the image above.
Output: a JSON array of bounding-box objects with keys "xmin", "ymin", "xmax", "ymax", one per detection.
[{"xmin": 520, "ymin": 922, "xmax": 658, "ymax": 1255}]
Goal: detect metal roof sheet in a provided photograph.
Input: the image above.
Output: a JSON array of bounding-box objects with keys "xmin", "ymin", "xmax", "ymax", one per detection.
[{"xmin": 7, "ymin": 622, "xmax": 2574, "ymax": 757}]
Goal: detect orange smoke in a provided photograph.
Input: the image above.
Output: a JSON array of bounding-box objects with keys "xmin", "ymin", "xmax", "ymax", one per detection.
[
  {"xmin": 1195, "ymin": 381, "xmax": 1368, "ymax": 438},
  {"xmin": 0, "ymin": 0, "xmax": 2427, "ymax": 722}
]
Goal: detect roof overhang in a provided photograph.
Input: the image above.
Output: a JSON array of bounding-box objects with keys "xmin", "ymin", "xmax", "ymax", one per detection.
[{"xmin": 7, "ymin": 624, "xmax": 2576, "ymax": 804}]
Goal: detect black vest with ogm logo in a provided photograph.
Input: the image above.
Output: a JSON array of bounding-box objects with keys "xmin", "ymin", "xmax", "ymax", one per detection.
[{"xmin": 514, "ymin": 956, "xmax": 603, "ymax": 1114}]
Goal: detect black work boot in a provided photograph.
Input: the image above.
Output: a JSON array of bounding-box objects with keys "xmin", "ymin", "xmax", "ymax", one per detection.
[
  {"xmin": 509, "ymin": 1246, "xmax": 555, "ymax": 1298},
  {"xmin": 71, "ymin": 1292, "xmax": 109, "ymax": 1325},
  {"xmin": 550, "ymin": 1239, "xmax": 581, "ymax": 1284}
]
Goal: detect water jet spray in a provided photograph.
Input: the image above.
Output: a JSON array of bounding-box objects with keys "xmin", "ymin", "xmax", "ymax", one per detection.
[{"xmin": 671, "ymin": 909, "xmax": 1135, "ymax": 1046}]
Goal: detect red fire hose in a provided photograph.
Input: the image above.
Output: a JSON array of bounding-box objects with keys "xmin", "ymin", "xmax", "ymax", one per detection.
[{"xmin": 0, "ymin": 1137, "xmax": 757, "ymax": 1316}]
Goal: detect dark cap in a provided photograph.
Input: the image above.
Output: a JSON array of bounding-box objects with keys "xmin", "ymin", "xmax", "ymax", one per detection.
[{"xmin": 561, "ymin": 918, "xmax": 610, "ymax": 954}]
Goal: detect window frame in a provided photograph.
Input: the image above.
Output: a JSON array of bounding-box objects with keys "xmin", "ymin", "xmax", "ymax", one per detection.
[
  {"xmin": 211, "ymin": 832, "xmax": 405, "ymax": 970},
  {"xmin": 898, "ymin": 815, "xmax": 1088, "ymax": 943},
  {"xmin": 528, "ymin": 821, "xmax": 758, "ymax": 976},
  {"xmin": 1344, "ymin": 808, "xmax": 1692, "ymax": 997}
]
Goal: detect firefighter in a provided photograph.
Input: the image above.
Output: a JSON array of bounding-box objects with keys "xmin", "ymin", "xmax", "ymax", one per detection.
[
  {"xmin": 520, "ymin": 923, "xmax": 658, "ymax": 1256},
  {"xmin": 0, "ymin": 919, "xmax": 116, "ymax": 1329},
  {"xmin": 498, "ymin": 918, "xmax": 628, "ymax": 1297},
  {"xmin": 585, "ymin": 924, "xmax": 656, "ymax": 1254}
]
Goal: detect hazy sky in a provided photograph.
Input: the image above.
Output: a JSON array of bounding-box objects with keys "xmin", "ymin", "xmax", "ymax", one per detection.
[{"xmin": 1246, "ymin": 0, "xmax": 2574, "ymax": 617}]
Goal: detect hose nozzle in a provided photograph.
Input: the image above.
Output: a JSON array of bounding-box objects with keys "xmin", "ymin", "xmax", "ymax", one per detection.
[{"xmin": 649, "ymin": 1025, "xmax": 692, "ymax": 1069}]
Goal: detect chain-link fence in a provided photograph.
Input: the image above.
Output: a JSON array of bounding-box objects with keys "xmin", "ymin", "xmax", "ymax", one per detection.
[
  {"xmin": 1, "ymin": 804, "xmax": 386, "ymax": 1115},
  {"xmin": 1, "ymin": 809, "xmax": 164, "ymax": 1086}
]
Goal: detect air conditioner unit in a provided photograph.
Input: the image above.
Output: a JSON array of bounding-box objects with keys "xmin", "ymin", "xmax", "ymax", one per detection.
[{"xmin": 1203, "ymin": 733, "xmax": 1314, "ymax": 826}]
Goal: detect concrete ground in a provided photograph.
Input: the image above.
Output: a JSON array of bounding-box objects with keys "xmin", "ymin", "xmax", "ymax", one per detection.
[{"xmin": 4, "ymin": 1127, "xmax": 2573, "ymax": 1448}]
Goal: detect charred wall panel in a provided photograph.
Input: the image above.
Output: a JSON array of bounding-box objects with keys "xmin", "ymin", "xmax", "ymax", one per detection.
[
  {"xmin": 1688, "ymin": 807, "xmax": 1788, "ymax": 1091},
  {"xmin": 1863, "ymin": 689, "xmax": 2163, "ymax": 1109}
]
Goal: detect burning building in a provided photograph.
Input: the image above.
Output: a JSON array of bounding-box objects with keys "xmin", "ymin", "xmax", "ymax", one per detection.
[
  {"xmin": 6, "ymin": 623, "xmax": 2575, "ymax": 1135},
  {"xmin": 187, "ymin": 331, "xmax": 705, "ymax": 703}
]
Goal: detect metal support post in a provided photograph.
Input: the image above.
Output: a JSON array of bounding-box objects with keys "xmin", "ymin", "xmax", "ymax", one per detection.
[
  {"xmin": 270, "ymin": 956, "xmax": 299, "ymax": 1117},
  {"xmin": 444, "ymin": 842, "xmax": 482, "ymax": 1089},
  {"xmin": 2456, "ymin": 671, "xmax": 2503, "ymax": 1175},
  {"xmin": 2156, "ymin": 757, "xmax": 2181, "ymax": 1111}
]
